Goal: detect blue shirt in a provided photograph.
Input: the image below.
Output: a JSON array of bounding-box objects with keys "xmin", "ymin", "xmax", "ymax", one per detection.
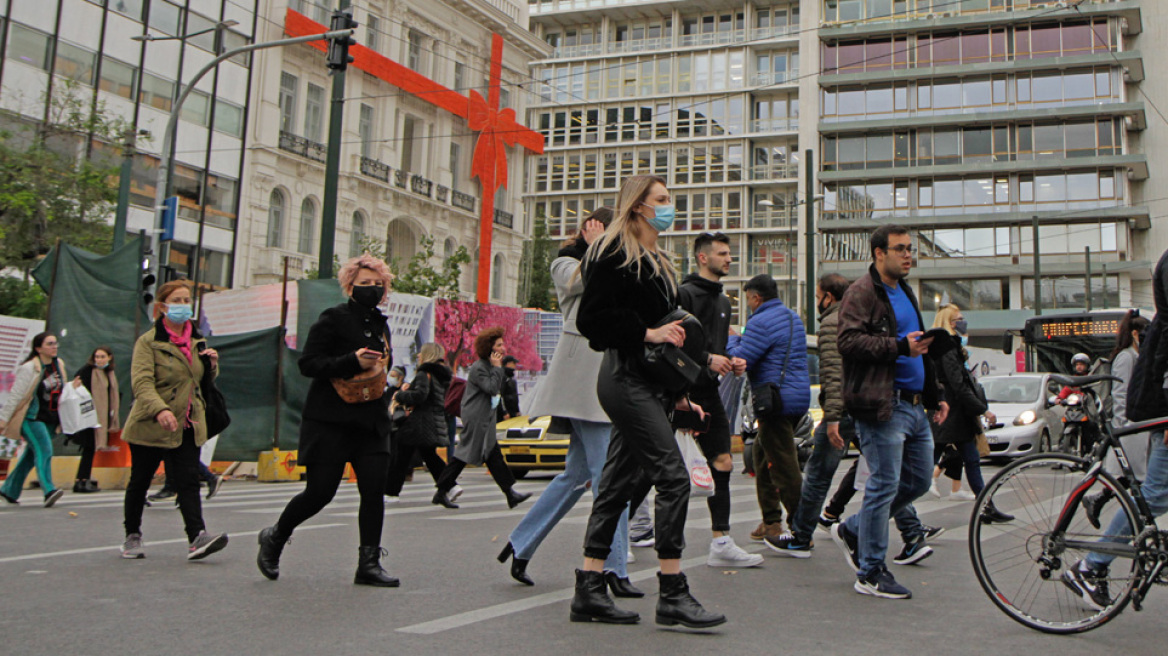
[{"xmin": 884, "ymin": 281, "xmax": 925, "ymax": 393}]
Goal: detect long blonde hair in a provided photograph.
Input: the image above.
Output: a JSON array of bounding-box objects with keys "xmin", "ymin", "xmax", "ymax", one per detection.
[
  {"xmin": 583, "ymin": 175, "xmax": 677, "ymax": 292},
  {"xmin": 932, "ymin": 304, "xmax": 962, "ymax": 335},
  {"xmin": 417, "ymin": 343, "xmax": 446, "ymax": 365}
]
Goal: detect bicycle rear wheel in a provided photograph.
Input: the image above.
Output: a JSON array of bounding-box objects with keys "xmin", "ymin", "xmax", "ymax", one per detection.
[{"xmin": 969, "ymin": 453, "xmax": 1141, "ymax": 634}]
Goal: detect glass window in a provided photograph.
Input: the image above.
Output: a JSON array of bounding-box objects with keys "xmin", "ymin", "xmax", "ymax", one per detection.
[
  {"xmin": 139, "ymin": 72, "xmax": 175, "ymax": 112},
  {"xmin": 933, "ymin": 80, "xmax": 960, "ymax": 110},
  {"xmin": 299, "ymin": 199, "xmax": 315, "ymax": 254},
  {"xmin": 267, "ymin": 189, "xmax": 285, "ymax": 248},
  {"xmin": 1067, "ymin": 172, "xmax": 1098, "ymax": 201},
  {"xmin": 304, "ymin": 83, "xmax": 325, "ymax": 142},
  {"xmin": 9, "ymin": 24, "xmax": 52, "ymax": 70},
  {"xmin": 149, "ymin": 1, "xmax": 182, "ymax": 35},
  {"xmin": 100, "ymin": 57, "xmax": 137, "ymax": 100},
  {"xmin": 1032, "ymin": 72, "xmax": 1061, "ymax": 103},
  {"xmin": 1035, "ymin": 173, "xmax": 1065, "ymax": 203},
  {"xmin": 964, "ymin": 128, "xmax": 992, "ymax": 162},
  {"xmin": 279, "ymin": 72, "xmax": 298, "ymax": 134},
  {"xmin": 54, "ymin": 41, "xmax": 97, "ymax": 85},
  {"xmin": 964, "ymin": 178, "xmax": 993, "ymax": 207},
  {"xmin": 181, "ymin": 90, "xmax": 209, "ymax": 127},
  {"xmin": 214, "ymin": 101, "xmax": 243, "ymax": 137},
  {"xmin": 1033, "ymin": 124, "xmax": 1062, "ymax": 158},
  {"xmin": 934, "ymin": 129, "xmax": 960, "ymax": 165},
  {"xmin": 111, "ymin": 0, "xmax": 145, "ymax": 20},
  {"xmin": 1066, "ymin": 122, "xmax": 1096, "ymax": 157},
  {"xmin": 350, "ymin": 213, "xmax": 367, "ymax": 258},
  {"xmin": 358, "ymin": 104, "xmax": 374, "ymax": 159}
]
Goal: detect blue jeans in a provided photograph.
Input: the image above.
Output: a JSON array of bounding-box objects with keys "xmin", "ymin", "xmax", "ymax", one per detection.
[
  {"xmin": 508, "ymin": 419, "xmax": 628, "ymax": 577},
  {"xmin": 843, "ymin": 399, "xmax": 934, "ymax": 577},
  {"xmin": 1086, "ymin": 431, "xmax": 1168, "ymax": 570},
  {"xmin": 1, "ymin": 419, "xmax": 57, "ymax": 499}
]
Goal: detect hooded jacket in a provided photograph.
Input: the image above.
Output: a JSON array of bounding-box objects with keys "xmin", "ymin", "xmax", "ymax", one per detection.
[
  {"xmin": 678, "ymin": 272, "xmax": 731, "ymax": 389},
  {"xmin": 395, "ymin": 361, "xmax": 453, "ymax": 448}
]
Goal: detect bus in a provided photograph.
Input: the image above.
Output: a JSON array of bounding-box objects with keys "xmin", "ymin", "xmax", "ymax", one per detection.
[{"xmin": 1022, "ymin": 310, "xmax": 1137, "ymax": 374}]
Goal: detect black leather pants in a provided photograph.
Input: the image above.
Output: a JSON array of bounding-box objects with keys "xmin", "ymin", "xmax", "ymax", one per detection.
[{"xmin": 584, "ymin": 351, "xmax": 690, "ymax": 560}]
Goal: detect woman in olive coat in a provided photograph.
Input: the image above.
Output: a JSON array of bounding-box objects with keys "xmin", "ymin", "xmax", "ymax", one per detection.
[{"xmin": 121, "ymin": 280, "xmax": 227, "ymax": 560}]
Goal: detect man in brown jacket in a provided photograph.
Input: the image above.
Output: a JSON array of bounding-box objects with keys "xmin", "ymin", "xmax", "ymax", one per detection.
[{"xmin": 829, "ymin": 225, "xmax": 947, "ymax": 600}]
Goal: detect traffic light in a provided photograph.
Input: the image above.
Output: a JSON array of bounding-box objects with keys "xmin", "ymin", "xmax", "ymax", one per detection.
[
  {"xmin": 142, "ymin": 269, "xmax": 156, "ymax": 306},
  {"xmin": 327, "ymin": 10, "xmax": 358, "ymax": 75}
]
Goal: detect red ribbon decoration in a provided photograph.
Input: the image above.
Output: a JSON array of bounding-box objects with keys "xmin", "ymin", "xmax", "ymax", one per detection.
[{"xmin": 468, "ymin": 90, "xmax": 520, "ymax": 191}]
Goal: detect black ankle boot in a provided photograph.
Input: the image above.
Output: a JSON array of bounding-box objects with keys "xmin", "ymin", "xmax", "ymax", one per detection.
[
  {"xmin": 981, "ymin": 502, "xmax": 1015, "ymax": 524},
  {"xmin": 432, "ymin": 489, "xmax": 459, "ymax": 509},
  {"xmin": 354, "ymin": 546, "xmax": 400, "ymax": 587},
  {"xmin": 85, "ymin": 480, "xmax": 101, "ymax": 493},
  {"xmin": 605, "ymin": 571, "xmax": 645, "ymax": 598},
  {"xmin": 1082, "ymin": 489, "xmax": 1113, "ymax": 530},
  {"xmin": 569, "ymin": 569, "xmax": 639, "ymax": 624},
  {"xmin": 656, "ymin": 572, "xmax": 726, "ymax": 629},
  {"xmin": 506, "ymin": 488, "xmax": 532, "ymax": 509},
  {"xmin": 497, "ymin": 542, "xmax": 534, "ymax": 586},
  {"xmin": 256, "ymin": 526, "xmax": 289, "ymax": 581}
]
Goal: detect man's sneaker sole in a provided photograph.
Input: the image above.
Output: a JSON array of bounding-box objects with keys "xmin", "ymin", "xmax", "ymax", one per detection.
[
  {"xmin": 43, "ymin": 489, "xmax": 64, "ymax": 508},
  {"xmin": 629, "ymin": 537, "xmax": 655, "ymax": 548},
  {"xmin": 854, "ymin": 578, "xmax": 912, "ymax": 599},
  {"xmin": 188, "ymin": 534, "xmax": 229, "ymax": 561},
  {"xmin": 830, "ymin": 523, "xmax": 860, "ymax": 573},
  {"xmin": 923, "ymin": 526, "xmax": 946, "ymax": 540},
  {"xmin": 707, "ymin": 553, "xmax": 765, "ymax": 568},
  {"xmin": 892, "ymin": 543, "xmax": 934, "ymax": 566}
]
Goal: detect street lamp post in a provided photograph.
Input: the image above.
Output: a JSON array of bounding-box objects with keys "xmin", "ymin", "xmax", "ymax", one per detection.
[{"xmin": 134, "ymin": 25, "xmax": 356, "ymax": 287}]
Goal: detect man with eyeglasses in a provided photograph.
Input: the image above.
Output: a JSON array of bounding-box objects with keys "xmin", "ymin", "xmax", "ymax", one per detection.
[
  {"xmin": 830, "ymin": 224, "xmax": 949, "ymax": 600},
  {"xmin": 675, "ymin": 232, "xmax": 763, "ymax": 568}
]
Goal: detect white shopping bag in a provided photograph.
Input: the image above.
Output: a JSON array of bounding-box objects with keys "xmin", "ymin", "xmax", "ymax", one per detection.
[
  {"xmin": 675, "ymin": 429, "xmax": 715, "ymax": 498},
  {"xmin": 58, "ymin": 384, "xmax": 101, "ymax": 434}
]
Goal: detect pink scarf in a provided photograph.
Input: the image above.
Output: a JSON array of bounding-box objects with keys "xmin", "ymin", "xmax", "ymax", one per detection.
[{"xmin": 164, "ymin": 320, "xmax": 193, "ymax": 363}]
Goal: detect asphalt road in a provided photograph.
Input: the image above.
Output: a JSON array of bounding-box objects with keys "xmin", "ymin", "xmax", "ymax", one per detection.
[{"xmin": 1, "ymin": 459, "xmax": 1163, "ymax": 655}]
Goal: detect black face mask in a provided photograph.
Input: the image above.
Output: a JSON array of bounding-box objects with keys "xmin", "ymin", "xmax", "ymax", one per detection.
[
  {"xmin": 816, "ymin": 298, "xmax": 830, "ymax": 316},
  {"xmin": 504, "ymin": 367, "xmax": 515, "ymax": 378},
  {"xmin": 352, "ymin": 285, "xmax": 384, "ymax": 309}
]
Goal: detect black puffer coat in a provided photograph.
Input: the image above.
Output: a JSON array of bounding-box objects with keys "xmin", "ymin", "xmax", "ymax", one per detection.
[
  {"xmin": 394, "ymin": 361, "xmax": 452, "ymax": 448},
  {"xmin": 931, "ymin": 333, "xmax": 988, "ymax": 445}
]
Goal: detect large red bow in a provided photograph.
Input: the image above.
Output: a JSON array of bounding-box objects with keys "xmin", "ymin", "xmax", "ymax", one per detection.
[{"xmin": 468, "ymin": 90, "xmax": 520, "ymax": 191}]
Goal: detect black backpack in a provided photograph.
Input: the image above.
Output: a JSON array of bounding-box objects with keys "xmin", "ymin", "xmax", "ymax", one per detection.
[{"xmin": 1125, "ymin": 318, "xmax": 1168, "ymax": 421}]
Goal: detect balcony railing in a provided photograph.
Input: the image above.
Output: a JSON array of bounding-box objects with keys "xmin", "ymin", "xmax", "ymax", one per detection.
[
  {"xmin": 753, "ymin": 70, "xmax": 798, "ymax": 87},
  {"xmin": 436, "ymin": 185, "xmax": 449, "ymax": 202},
  {"xmin": 750, "ymin": 209, "xmax": 798, "ymax": 229},
  {"xmin": 494, "ymin": 209, "xmax": 514, "ymax": 229},
  {"xmin": 278, "ymin": 131, "xmax": 326, "ymax": 163},
  {"xmin": 393, "ymin": 169, "xmax": 408, "ymax": 189},
  {"xmin": 452, "ymin": 190, "xmax": 476, "ymax": 212},
  {"xmin": 359, "ymin": 156, "xmax": 390, "ymax": 182},
  {"xmin": 749, "ymin": 163, "xmax": 799, "ymax": 181},
  {"xmin": 680, "ymin": 29, "xmax": 745, "ymax": 48},
  {"xmin": 410, "ymin": 174, "xmax": 433, "ymax": 197},
  {"xmin": 750, "ymin": 117, "xmax": 799, "ymax": 134},
  {"xmin": 551, "ymin": 43, "xmax": 604, "ymax": 58},
  {"xmin": 751, "ymin": 25, "xmax": 798, "ymax": 41},
  {"xmin": 609, "ymin": 37, "xmax": 669, "ymax": 54}
]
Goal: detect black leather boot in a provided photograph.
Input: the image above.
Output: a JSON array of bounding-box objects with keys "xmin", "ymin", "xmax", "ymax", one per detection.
[
  {"xmin": 497, "ymin": 542, "xmax": 533, "ymax": 586},
  {"xmin": 981, "ymin": 502, "xmax": 1015, "ymax": 524},
  {"xmin": 569, "ymin": 569, "xmax": 639, "ymax": 624},
  {"xmin": 656, "ymin": 572, "xmax": 726, "ymax": 629},
  {"xmin": 354, "ymin": 546, "xmax": 400, "ymax": 587},
  {"xmin": 432, "ymin": 489, "xmax": 459, "ymax": 509},
  {"xmin": 256, "ymin": 526, "xmax": 289, "ymax": 581},
  {"xmin": 605, "ymin": 571, "xmax": 645, "ymax": 598},
  {"xmin": 506, "ymin": 488, "xmax": 532, "ymax": 509}
]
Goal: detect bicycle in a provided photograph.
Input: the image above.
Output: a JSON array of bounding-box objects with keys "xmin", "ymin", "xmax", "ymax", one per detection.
[{"xmin": 968, "ymin": 373, "xmax": 1168, "ymax": 634}]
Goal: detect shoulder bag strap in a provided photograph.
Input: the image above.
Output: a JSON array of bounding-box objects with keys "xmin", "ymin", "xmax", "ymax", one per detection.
[{"xmin": 776, "ymin": 309, "xmax": 796, "ymax": 390}]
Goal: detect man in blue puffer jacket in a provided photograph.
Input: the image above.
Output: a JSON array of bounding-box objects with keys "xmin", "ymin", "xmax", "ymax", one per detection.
[{"xmin": 727, "ymin": 275, "xmax": 810, "ymax": 537}]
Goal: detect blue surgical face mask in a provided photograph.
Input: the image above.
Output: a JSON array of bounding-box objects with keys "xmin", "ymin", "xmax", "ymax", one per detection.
[
  {"xmin": 643, "ymin": 203, "xmax": 675, "ymax": 232},
  {"xmin": 491, "ymin": 395, "xmax": 501, "ymax": 410},
  {"xmin": 960, "ymin": 335, "xmax": 969, "ymax": 347},
  {"xmin": 165, "ymin": 303, "xmax": 193, "ymax": 324}
]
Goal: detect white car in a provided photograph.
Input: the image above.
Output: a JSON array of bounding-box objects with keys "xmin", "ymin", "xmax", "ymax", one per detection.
[{"xmin": 979, "ymin": 373, "xmax": 1065, "ymax": 459}]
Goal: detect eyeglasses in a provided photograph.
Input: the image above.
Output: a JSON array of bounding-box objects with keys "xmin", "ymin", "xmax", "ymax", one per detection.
[{"xmin": 883, "ymin": 244, "xmax": 914, "ymax": 256}]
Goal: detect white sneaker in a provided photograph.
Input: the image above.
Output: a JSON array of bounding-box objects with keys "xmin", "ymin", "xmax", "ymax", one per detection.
[
  {"xmin": 928, "ymin": 481, "xmax": 941, "ymax": 498},
  {"xmin": 707, "ymin": 537, "xmax": 764, "ymax": 568},
  {"xmin": 386, "ymin": 496, "xmax": 400, "ymax": 504},
  {"xmin": 449, "ymin": 485, "xmax": 464, "ymax": 503},
  {"xmin": 949, "ymin": 490, "xmax": 976, "ymax": 501},
  {"xmin": 627, "ymin": 550, "xmax": 635, "ymax": 564}
]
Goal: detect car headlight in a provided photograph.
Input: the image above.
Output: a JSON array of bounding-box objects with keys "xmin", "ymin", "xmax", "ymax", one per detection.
[{"xmin": 1014, "ymin": 410, "xmax": 1037, "ymax": 426}]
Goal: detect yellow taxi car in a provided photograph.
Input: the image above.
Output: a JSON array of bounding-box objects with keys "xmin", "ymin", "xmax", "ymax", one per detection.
[{"xmin": 497, "ymin": 415, "xmax": 569, "ymax": 478}]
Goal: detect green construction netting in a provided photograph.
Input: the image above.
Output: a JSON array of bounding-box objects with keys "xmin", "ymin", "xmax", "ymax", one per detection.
[{"xmin": 296, "ymin": 278, "xmax": 346, "ymax": 344}]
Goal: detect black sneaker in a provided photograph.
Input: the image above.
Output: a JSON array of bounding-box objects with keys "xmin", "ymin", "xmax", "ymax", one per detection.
[
  {"xmin": 818, "ymin": 513, "xmax": 840, "ymax": 531},
  {"xmin": 854, "ymin": 565, "xmax": 912, "ymax": 599},
  {"xmin": 922, "ymin": 525, "xmax": 945, "ymax": 540},
  {"xmin": 892, "ymin": 536, "xmax": 933, "ymax": 566},
  {"xmin": 1081, "ymin": 491, "xmax": 1110, "ymax": 530},
  {"xmin": 148, "ymin": 489, "xmax": 176, "ymax": 502},
  {"xmin": 830, "ymin": 522, "xmax": 860, "ymax": 573},
  {"xmin": 205, "ymin": 475, "xmax": 224, "ymax": 500},
  {"xmin": 1062, "ymin": 560, "xmax": 1111, "ymax": 611},
  {"xmin": 629, "ymin": 528, "xmax": 655, "ymax": 548},
  {"xmin": 764, "ymin": 534, "xmax": 813, "ymax": 558}
]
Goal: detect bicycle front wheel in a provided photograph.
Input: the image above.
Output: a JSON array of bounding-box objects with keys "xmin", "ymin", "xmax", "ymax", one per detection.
[{"xmin": 969, "ymin": 453, "xmax": 1141, "ymax": 634}]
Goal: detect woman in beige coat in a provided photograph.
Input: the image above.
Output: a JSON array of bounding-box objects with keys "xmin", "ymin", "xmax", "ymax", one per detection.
[
  {"xmin": 120, "ymin": 280, "xmax": 227, "ymax": 561},
  {"xmin": 0, "ymin": 332, "xmax": 68, "ymax": 507}
]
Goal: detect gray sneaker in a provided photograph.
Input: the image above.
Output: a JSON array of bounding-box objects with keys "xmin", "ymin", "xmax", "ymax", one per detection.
[
  {"xmin": 187, "ymin": 531, "xmax": 229, "ymax": 561},
  {"xmin": 43, "ymin": 489, "xmax": 64, "ymax": 508},
  {"xmin": 122, "ymin": 533, "xmax": 145, "ymax": 559}
]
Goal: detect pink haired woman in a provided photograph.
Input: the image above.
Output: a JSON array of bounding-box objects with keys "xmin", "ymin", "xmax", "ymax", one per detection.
[{"xmin": 257, "ymin": 254, "xmax": 399, "ymax": 587}]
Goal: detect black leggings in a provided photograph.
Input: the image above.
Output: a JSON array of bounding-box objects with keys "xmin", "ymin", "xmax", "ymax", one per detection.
[
  {"xmin": 276, "ymin": 454, "xmax": 390, "ymax": 547},
  {"xmin": 386, "ymin": 444, "xmax": 447, "ymax": 496},
  {"xmin": 434, "ymin": 445, "xmax": 515, "ymax": 494},
  {"xmin": 585, "ymin": 351, "xmax": 690, "ymax": 561},
  {"xmin": 824, "ymin": 457, "xmax": 859, "ymax": 519},
  {"xmin": 124, "ymin": 428, "xmax": 205, "ymax": 541},
  {"xmin": 74, "ymin": 428, "xmax": 96, "ymax": 481}
]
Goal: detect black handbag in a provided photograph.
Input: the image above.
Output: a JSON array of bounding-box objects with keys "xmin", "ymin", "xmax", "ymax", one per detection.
[
  {"xmin": 199, "ymin": 355, "xmax": 231, "ymax": 437},
  {"xmin": 641, "ymin": 308, "xmax": 707, "ymax": 394},
  {"xmin": 750, "ymin": 310, "xmax": 796, "ymax": 419}
]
